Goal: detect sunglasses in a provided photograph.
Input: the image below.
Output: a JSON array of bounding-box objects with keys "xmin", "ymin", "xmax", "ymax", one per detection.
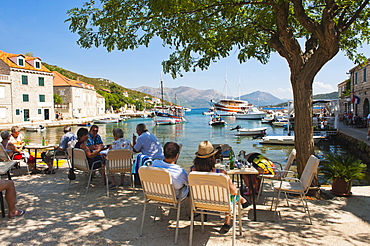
[{"xmin": 92, "ymin": 129, "xmax": 99, "ymax": 132}]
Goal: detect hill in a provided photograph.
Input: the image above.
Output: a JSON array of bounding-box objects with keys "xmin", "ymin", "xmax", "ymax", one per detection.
[
  {"xmin": 313, "ymin": 91, "xmax": 338, "ymax": 99},
  {"xmin": 239, "ymin": 90, "xmax": 285, "ymax": 106}
]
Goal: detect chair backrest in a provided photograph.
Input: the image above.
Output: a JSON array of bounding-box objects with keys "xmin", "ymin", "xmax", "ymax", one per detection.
[
  {"xmin": 107, "ymin": 149, "xmax": 132, "ymax": 173},
  {"xmin": 283, "ymin": 149, "xmax": 297, "ymax": 173},
  {"xmin": 300, "ymin": 155, "xmax": 320, "ymax": 191},
  {"xmin": 0, "ymin": 143, "xmax": 11, "ymax": 161},
  {"xmin": 188, "ymin": 171, "xmax": 231, "ymax": 213},
  {"xmin": 139, "ymin": 166, "xmax": 177, "ymax": 205},
  {"xmin": 67, "ymin": 148, "xmax": 89, "ymax": 172}
]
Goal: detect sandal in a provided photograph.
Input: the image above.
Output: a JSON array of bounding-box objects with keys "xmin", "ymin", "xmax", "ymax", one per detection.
[
  {"xmin": 9, "ymin": 209, "xmax": 26, "ymax": 218},
  {"xmin": 219, "ymin": 223, "xmax": 231, "ymax": 234},
  {"xmin": 242, "ymin": 201, "xmax": 252, "ymax": 209}
]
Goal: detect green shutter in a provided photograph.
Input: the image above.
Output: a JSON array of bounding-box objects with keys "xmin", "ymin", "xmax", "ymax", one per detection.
[
  {"xmin": 16, "ymin": 109, "xmax": 20, "ymax": 115},
  {"xmin": 39, "ymin": 95, "xmax": 45, "ymax": 102},
  {"xmin": 22, "ymin": 75, "xmax": 28, "ymax": 85},
  {"xmin": 38, "ymin": 109, "xmax": 41, "ymax": 114},
  {"xmin": 38, "ymin": 77, "xmax": 45, "ymax": 86},
  {"xmin": 23, "ymin": 94, "xmax": 29, "ymax": 102}
]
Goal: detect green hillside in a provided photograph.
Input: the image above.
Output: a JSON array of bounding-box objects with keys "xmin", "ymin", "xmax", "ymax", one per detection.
[{"xmin": 44, "ymin": 63, "xmax": 160, "ymax": 111}]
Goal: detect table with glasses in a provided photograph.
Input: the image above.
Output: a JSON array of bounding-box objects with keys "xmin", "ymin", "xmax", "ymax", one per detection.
[
  {"xmin": 227, "ymin": 167, "xmax": 259, "ymax": 221},
  {"xmin": 24, "ymin": 144, "xmax": 53, "ymax": 173}
]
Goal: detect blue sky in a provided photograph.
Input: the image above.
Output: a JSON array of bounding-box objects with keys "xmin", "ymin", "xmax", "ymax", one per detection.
[{"xmin": 1, "ymin": 1, "xmax": 368, "ymax": 99}]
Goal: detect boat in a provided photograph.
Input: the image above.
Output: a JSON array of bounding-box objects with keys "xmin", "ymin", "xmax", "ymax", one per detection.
[
  {"xmin": 234, "ymin": 107, "xmax": 266, "ymax": 120},
  {"xmin": 77, "ymin": 122, "xmax": 91, "ymax": 127},
  {"xmin": 202, "ymin": 110, "xmax": 215, "ymax": 116},
  {"xmin": 184, "ymin": 108, "xmax": 192, "ymax": 112},
  {"xmin": 260, "ymin": 135, "xmax": 325, "ymax": 145},
  {"xmin": 209, "ymin": 115, "xmax": 227, "ymax": 126},
  {"xmin": 94, "ymin": 118, "xmax": 120, "ymax": 124},
  {"xmin": 210, "ymin": 99, "xmax": 253, "ymax": 114},
  {"xmin": 233, "ymin": 127, "xmax": 267, "ymax": 136},
  {"xmin": 153, "ymin": 78, "xmax": 186, "ymax": 125},
  {"xmin": 261, "ymin": 113, "xmax": 275, "ymax": 123},
  {"xmin": 271, "ymin": 118, "xmax": 289, "ymax": 127},
  {"xmin": 24, "ymin": 125, "xmax": 45, "ymax": 132}
]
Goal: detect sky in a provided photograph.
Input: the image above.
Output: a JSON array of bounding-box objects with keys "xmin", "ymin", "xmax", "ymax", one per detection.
[{"xmin": 1, "ymin": 1, "xmax": 369, "ymax": 100}]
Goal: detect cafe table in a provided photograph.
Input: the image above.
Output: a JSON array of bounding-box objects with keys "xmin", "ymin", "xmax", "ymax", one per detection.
[
  {"xmin": 0, "ymin": 161, "xmax": 17, "ymax": 218},
  {"xmin": 227, "ymin": 166, "xmax": 259, "ymax": 221},
  {"xmin": 24, "ymin": 144, "xmax": 54, "ymax": 173}
]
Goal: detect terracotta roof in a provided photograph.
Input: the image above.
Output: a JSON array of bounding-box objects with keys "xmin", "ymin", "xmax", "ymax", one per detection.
[
  {"xmin": 0, "ymin": 50, "xmax": 51, "ymax": 73},
  {"xmin": 53, "ymin": 71, "xmax": 95, "ymax": 90}
]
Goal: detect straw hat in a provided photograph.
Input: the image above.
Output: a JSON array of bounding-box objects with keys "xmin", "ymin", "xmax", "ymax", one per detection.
[{"xmin": 195, "ymin": 141, "xmax": 217, "ymax": 158}]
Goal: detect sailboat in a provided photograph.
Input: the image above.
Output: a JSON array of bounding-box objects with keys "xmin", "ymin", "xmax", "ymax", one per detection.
[{"xmin": 153, "ymin": 77, "xmax": 186, "ymax": 125}]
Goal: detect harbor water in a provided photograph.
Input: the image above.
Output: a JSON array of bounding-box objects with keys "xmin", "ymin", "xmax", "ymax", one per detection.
[{"xmin": 20, "ymin": 108, "xmax": 349, "ymax": 170}]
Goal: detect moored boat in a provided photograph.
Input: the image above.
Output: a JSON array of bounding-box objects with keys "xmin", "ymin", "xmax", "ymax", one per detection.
[
  {"xmin": 271, "ymin": 118, "xmax": 289, "ymax": 127},
  {"xmin": 260, "ymin": 135, "xmax": 325, "ymax": 145},
  {"xmin": 77, "ymin": 122, "xmax": 92, "ymax": 127},
  {"xmin": 234, "ymin": 107, "xmax": 266, "ymax": 120},
  {"xmin": 234, "ymin": 127, "xmax": 267, "ymax": 136},
  {"xmin": 94, "ymin": 118, "xmax": 120, "ymax": 124},
  {"xmin": 209, "ymin": 115, "xmax": 227, "ymax": 126},
  {"xmin": 210, "ymin": 99, "xmax": 252, "ymax": 114},
  {"xmin": 24, "ymin": 125, "xmax": 45, "ymax": 132}
]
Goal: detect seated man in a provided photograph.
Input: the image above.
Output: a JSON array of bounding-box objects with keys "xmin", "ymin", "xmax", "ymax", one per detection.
[
  {"xmin": 41, "ymin": 126, "xmax": 77, "ymax": 174},
  {"xmin": 0, "ymin": 180, "xmax": 25, "ymax": 218},
  {"xmin": 132, "ymin": 123, "xmax": 163, "ymax": 160},
  {"xmin": 152, "ymin": 142, "xmax": 188, "ymax": 199}
]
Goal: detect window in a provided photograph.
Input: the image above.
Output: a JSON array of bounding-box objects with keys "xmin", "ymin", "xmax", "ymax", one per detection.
[
  {"xmin": 364, "ymin": 67, "xmax": 367, "ymax": 82},
  {"xmin": 38, "ymin": 109, "xmax": 41, "ymax": 114},
  {"xmin": 355, "ymin": 72, "xmax": 358, "ymax": 85},
  {"xmin": 35, "ymin": 61, "xmax": 41, "ymax": 69},
  {"xmin": 22, "ymin": 75, "xmax": 28, "ymax": 85},
  {"xmin": 60, "ymin": 90, "xmax": 65, "ymax": 96},
  {"xmin": 38, "ymin": 77, "xmax": 44, "ymax": 86},
  {"xmin": 39, "ymin": 95, "xmax": 45, "ymax": 102},
  {"xmin": 18, "ymin": 58, "xmax": 24, "ymax": 66},
  {"xmin": 16, "ymin": 109, "xmax": 20, "ymax": 115},
  {"xmin": 23, "ymin": 94, "xmax": 29, "ymax": 102}
]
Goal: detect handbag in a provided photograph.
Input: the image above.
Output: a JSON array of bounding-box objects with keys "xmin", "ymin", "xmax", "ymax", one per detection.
[{"xmin": 68, "ymin": 148, "xmax": 76, "ymax": 180}]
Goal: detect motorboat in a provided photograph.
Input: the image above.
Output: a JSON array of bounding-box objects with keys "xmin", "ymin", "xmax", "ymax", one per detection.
[
  {"xmin": 233, "ymin": 127, "xmax": 267, "ymax": 136},
  {"xmin": 202, "ymin": 110, "xmax": 215, "ymax": 116},
  {"xmin": 271, "ymin": 118, "xmax": 289, "ymax": 127},
  {"xmin": 94, "ymin": 118, "xmax": 120, "ymax": 124},
  {"xmin": 184, "ymin": 108, "xmax": 192, "ymax": 112},
  {"xmin": 234, "ymin": 107, "xmax": 266, "ymax": 120},
  {"xmin": 155, "ymin": 117, "xmax": 176, "ymax": 125},
  {"xmin": 24, "ymin": 125, "xmax": 45, "ymax": 132},
  {"xmin": 260, "ymin": 135, "xmax": 325, "ymax": 145},
  {"xmin": 209, "ymin": 115, "xmax": 227, "ymax": 126},
  {"xmin": 209, "ymin": 99, "xmax": 252, "ymax": 114},
  {"xmin": 261, "ymin": 114, "xmax": 274, "ymax": 124}
]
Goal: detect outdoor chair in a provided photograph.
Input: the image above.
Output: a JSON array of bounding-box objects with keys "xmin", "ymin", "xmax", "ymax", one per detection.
[
  {"xmin": 138, "ymin": 166, "xmax": 187, "ymax": 245},
  {"xmin": 270, "ymin": 155, "xmax": 320, "ymax": 224},
  {"xmin": 105, "ymin": 149, "xmax": 134, "ymax": 197},
  {"xmin": 52, "ymin": 150, "xmax": 70, "ymax": 170},
  {"xmin": 0, "ymin": 143, "xmax": 29, "ymax": 174},
  {"xmin": 188, "ymin": 172, "xmax": 242, "ymax": 246},
  {"xmin": 67, "ymin": 148, "xmax": 104, "ymax": 195},
  {"xmin": 257, "ymin": 149, "xmax": 296, "ymax": 202}
]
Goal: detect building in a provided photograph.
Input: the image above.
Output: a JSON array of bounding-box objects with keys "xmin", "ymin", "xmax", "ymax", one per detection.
[
  {"xmin": 0, "ymin": 50, "xmax": 54, "ymax": 124},
  {"xmin": 338, "ymin": 80, "xmax": 351, "ymax": 114},
  {"xmin": 348, "ymin": 59, "xmax": 370, "ymax": 117},
  {"xmin": 53, "ymin": 71, "xmax": 105, "ymax": 118}
]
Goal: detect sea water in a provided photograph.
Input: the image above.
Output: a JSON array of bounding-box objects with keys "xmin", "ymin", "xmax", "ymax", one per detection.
[{"xmin": 22, "ymin": 108, "xmax": 347, "ymax": 170}]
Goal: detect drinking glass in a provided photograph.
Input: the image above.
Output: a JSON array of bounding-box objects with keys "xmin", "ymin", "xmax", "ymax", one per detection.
[{"xmin": 45, "ymin": 139, "xmax": 50, "ymax": 145}]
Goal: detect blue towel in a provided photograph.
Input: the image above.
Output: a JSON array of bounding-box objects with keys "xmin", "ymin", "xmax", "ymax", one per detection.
[{"xmin": 132, "ymin": 154, "xmax": 152, "ymax": 174}]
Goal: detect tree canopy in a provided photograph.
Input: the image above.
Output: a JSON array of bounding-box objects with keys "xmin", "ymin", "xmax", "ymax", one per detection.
[{"xmin": 66, "ymin": 0, "xmax": 370, "ymax": 177}]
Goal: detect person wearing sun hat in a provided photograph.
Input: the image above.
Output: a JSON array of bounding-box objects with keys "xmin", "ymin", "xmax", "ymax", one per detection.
[{"xmin": 192, "ymin": 140, "xmax": 250, "ymax": 234}]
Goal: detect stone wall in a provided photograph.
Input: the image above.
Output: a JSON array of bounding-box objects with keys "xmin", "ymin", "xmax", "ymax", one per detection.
[{"xmin": 337, "ymin": 132, "xmax": 370, "ymax": 165}]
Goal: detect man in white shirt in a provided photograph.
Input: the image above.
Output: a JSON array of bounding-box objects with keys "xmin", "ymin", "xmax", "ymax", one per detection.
[
  {"xmin": 152, "ymin": 142, "xmax": 188, "ymax": 199},
  {"xmin": 133, "ymin": 123, "xmax": 163, "ymax": 160}
]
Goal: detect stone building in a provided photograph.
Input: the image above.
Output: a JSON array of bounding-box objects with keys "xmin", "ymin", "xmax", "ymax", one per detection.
[
  {"xmin": 53, "ymin": 71, "xmax": 105, "ymax": 118},
  {"xmin": 0, "ymin": 50, "xmax": 54, "ymax": 124},
  {"xmin": 349, "ymin": 59, "xmax": 370, "ymax": 117}
]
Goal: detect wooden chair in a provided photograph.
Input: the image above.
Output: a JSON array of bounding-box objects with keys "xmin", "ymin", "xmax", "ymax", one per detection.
[
  {"xmin": 188, "ymin": 172, "xmax": 242, "ymax": 246},
  {"xmin": 271, "ymin": 155, "xmax": 320, "ymax": 224},
  {"xmin": 257, "ymin": 149, "xmax": 296, "ymax": 202},
  {"xmin": 105, "ymin": 149, "xmax": 133, "ymax": 197},
  {"xmin": 138, "ymin": 166, "xmax": 187, "ymax": 245},
  {"xmin": 67, "ymin": 148, "xmax": 104, "ymax": 194}
]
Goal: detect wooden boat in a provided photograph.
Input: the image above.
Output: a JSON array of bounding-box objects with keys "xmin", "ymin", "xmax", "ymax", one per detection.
[
  {"xmin": 24, "ymin": 125, "xmax": 45, "ymax": 132},
  {"xmin": 234, "ymin": 127, "xmax": 267, "ymax": 136},
  {"xmin": 260, "ymin": 135, "xmax": 325, "ymax": 145}
]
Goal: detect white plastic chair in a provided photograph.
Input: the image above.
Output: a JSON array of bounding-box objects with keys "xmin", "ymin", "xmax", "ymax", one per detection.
[
  {"xmin": 188, "ymin": 172, "xmax": 242, "ymax": 246},
  {"xmin": 271, "ymin": 155, "xmax": 320, "ymax": 224},
  {"xmin": 106, "ymin": 149, "xmax": 133, "ymax": 197},
  {"xmin": 67, "ymin": 148, "xmax": 104, "ymax": 194},
  {"xmin": 138, "ymin": 166, "xmax": 186, "ymax": 245},
  {"xmin": 0, "ymin": 143, "xmax": 29, "ymax": 174},
  {"xmin": 257, "ymin": 149, "xmax": 296, "ymax": 202}
]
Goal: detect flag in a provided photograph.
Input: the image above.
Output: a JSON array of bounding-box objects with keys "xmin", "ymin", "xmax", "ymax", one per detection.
[{"xmin": 352, "ymin": 94, "xmax": 360, "ymax": 104}]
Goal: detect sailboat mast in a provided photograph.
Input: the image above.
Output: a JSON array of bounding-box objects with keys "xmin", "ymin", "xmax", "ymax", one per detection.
[{"xmin": 160, "ymin": 76, "xmax": 164, "ymax": 110}]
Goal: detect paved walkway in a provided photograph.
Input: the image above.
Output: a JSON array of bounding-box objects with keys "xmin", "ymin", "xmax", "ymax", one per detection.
[{"xmin": 338, "ymin": 121, "xmax": 370, "ymax": 145}]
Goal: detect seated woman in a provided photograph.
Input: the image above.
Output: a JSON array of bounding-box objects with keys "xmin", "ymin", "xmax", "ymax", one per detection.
[
  {"xmin": 74, "ymin": 128, "xmax": 108, "ymax": 175},
  {"xmin": 0, "ymin": 131, "xmax": 35, "ymax": 173},
  {"xmin": 192, "ymin": 141, "xmax": 250, "ymax": 234},
  {"xmin": 108, "ymin": 128, "xmax": 132, "ymax": 189}
]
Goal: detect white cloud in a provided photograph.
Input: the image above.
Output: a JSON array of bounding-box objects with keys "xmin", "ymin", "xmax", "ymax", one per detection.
[
  {"xmin": 313, "ymin": 82, "xmax": 335, "ymax": 94},
  {"xmin": 273, "ymin": 87, "xmax": 293, "ymax": 99}
]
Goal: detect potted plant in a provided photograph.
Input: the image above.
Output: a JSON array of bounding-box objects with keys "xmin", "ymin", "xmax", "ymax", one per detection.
[{"xmin": 320, "ymin": 153, "xmax": 367, "ymax": 196}]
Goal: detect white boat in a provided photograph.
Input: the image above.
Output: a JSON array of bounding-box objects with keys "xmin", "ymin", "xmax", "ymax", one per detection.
[
  {"xmin": 260, "ymin": 135, "xmax": 325, "ymax": 145},
  {"xmin": 261, "ymin": 114, "xmax": 275, "ymax": 123},
  {"xmin": 184, "ymin": 108, "xmax": 192, "ymax": 112},
  {"xmin": 271, "ymin": 118, "xmax": 289, "ymax": 127},
  {"xmin": 94, "ymin": 118, "xmax": 120, "ymax": 124},
  {"xmin": 210, "ymin": 99, "xmax": 252, "ymax": 114},
  {"xmin": 24, "ymin": 125, "xmax": 45, "ymax": 132},
  {"xmin": 203, "ymin": 110, "xmax": 215, "ymax": 116},
  {"xmin": 209, "ymin": 115, "xmax": 227, "ymax": 126},
  {"xmin": 234, "ymin": 127, "xmax": 267, "ymax": 136},
  {"xmin": 235, "ymin": 107, "xmax": 266, "ymax": 120},
  {"xmin": 155, "ymin": 117, "xmax": 176, "ymax": 125}
]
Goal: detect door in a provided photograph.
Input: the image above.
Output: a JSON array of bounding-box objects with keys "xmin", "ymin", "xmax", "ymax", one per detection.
[
  {"xmin": 44, "ymin": 109, "xmax": 49, "ymax": 120},
  {"xmin": 363, "ymin": 98, "xmax": 369, "ymax": 117},
  {"xmin": 24, "ymin": 109, "xmax": 30, "ymax": 121}
]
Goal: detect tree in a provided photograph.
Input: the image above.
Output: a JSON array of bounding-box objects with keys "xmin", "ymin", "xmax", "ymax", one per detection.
[
  {"xmin": 54, "ymin": 93, "xmax": 63, "ymax": 104},
  {"xmin": 66, "ymin": 0, "xmax": 370, "ymax": 179}
]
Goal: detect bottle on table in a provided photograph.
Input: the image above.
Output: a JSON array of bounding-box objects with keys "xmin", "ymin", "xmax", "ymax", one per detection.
[
  {"xmin": 229, "ymin": 149, "xmax": 235, "ymax": 170},
  {"xmin": 42, "ymin": 137, "xmax": 45, "ymax": 146}
]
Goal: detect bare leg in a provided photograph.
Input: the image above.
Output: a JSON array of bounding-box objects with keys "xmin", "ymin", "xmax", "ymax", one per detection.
[{"xmin": 0, "ymin": 180, "xmax": 18, "ymax": 217}]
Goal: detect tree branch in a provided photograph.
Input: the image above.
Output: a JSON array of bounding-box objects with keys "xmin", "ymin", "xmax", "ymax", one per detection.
[{"xmin": 341, "ymin": 0, "xmax": 370, "ymax": 32}]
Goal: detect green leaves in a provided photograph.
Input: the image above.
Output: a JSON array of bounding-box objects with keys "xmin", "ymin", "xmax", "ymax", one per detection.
[{"xmin": 320, "ymin": 153, "xmax": 367, "ymax": 182}]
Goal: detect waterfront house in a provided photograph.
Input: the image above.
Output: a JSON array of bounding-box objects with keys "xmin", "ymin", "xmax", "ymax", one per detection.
[
  {"xmin": 53, "ymin": 71, "xmax": 105, "ymax": 118},
  {"xmin": 338, "ymin": 80, "xmax": 351, "ymax": 115},
  {"xmin": 348, "ymin": 59, "xmax": 370, "ymax": 117},
  {"xmin": 0, "ymin": 50, "xmax": 54, "ymax": 124}
]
